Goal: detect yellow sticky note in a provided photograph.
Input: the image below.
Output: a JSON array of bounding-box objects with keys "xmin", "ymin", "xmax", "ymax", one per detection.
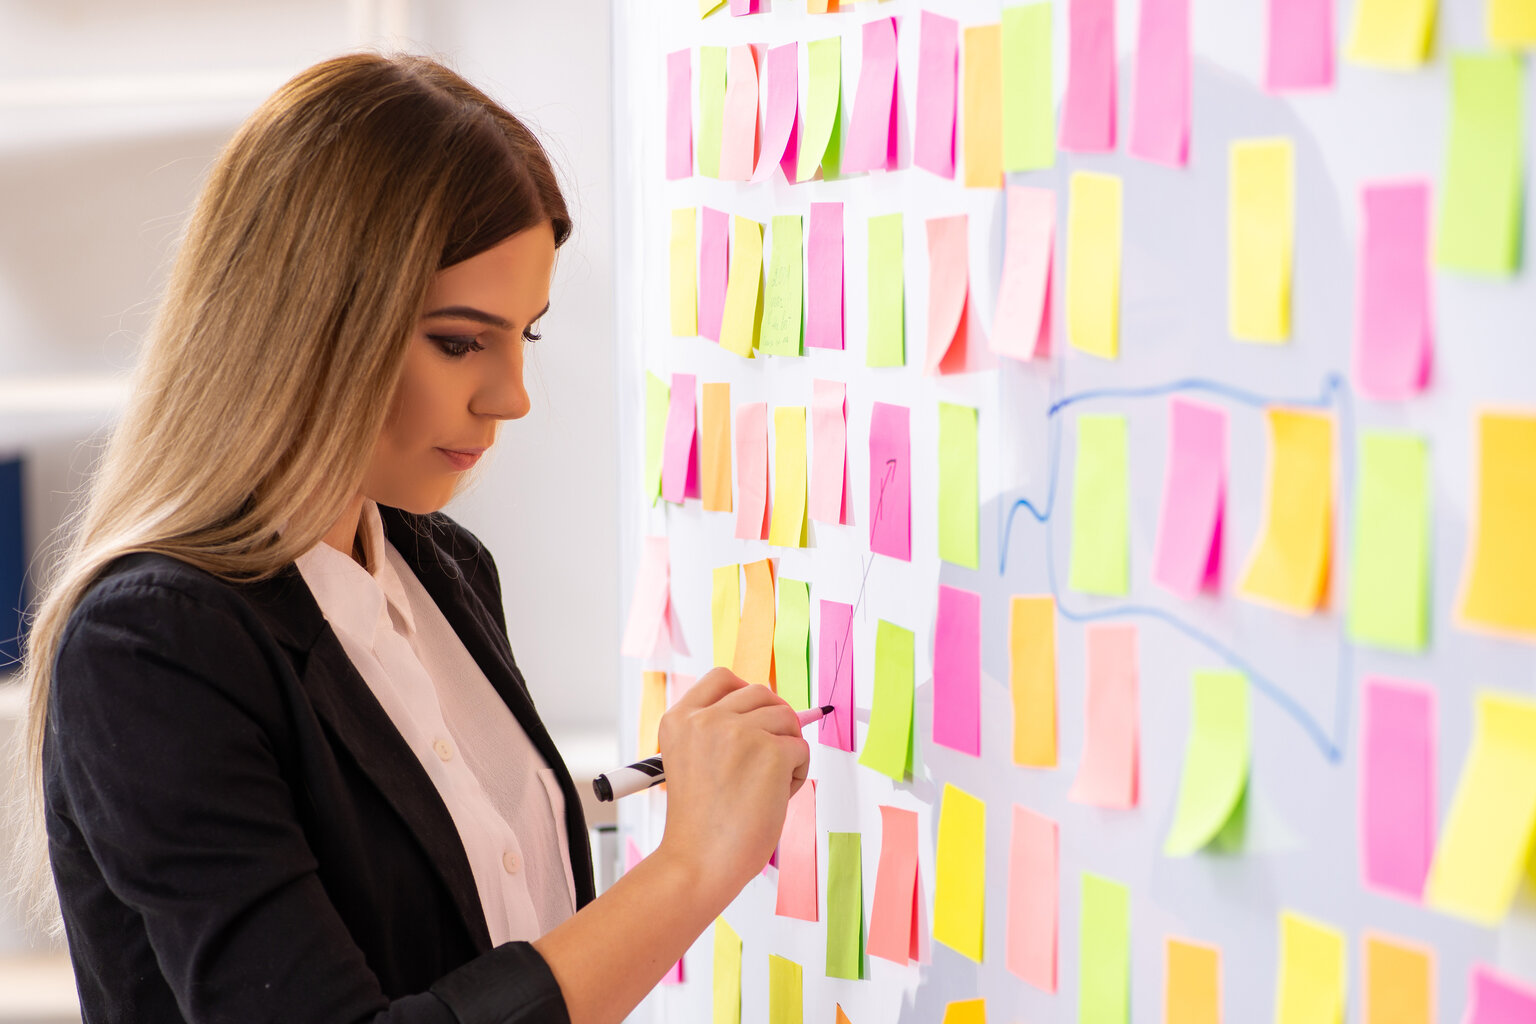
[
  {"xmin": 701, "ymin": 382, "xmax": 733, "ymax": 513},
  {"xmin": 638, "ymin": 670, "xmax": 667, "ymax": 758},
  {"xmin": 720, "ymin": 216, "xmax": 763, "ymax": 358},
  {"xmin": 942, "ymin": 999, "xmax": 986, "ymax": 1024},
  {"xmin": 713, "ymin": 917, "xmax": 742, "ymax": 1024},
  {"xmin": 1010, "ymin": 595, "xmax": 1057, "ymax": 767},
  {"xmin": 1364, "ymin": 932, "xmax": 1432, "ymax": 1024},
  {"xmin": 767, "ymin": 954, "xmax": 802, "ymax": 1024},
  {"xmin": 934, "ymin": 782, "xmax": 985, "ymax": 962},
  {"xmin": 768, "ymin": 406, "xmax": 808, "ymax": 547},
  {"xmin": 671, "ymin": 207, "xmax": 698, "ymax": 336},
  {"xmin": 1066, "ymin": 171, "xmax": 1122, "ymax": 359},
  {"xmin": 1229, "ymin": 138, "xmax": 1294, "ymax": 343},
  {"xmin": 1490, "ymin": 0, "xmax": 1536, "ymax": 46},
  {"xmin": 1238, "ymin": 408, "xmax": 1332, "ymax": 614},
  {"xmin": 1276, "ymin": 911, "xmax": 1346, "ymax": 1024},
  {"xmin": 712, "ymin": 564, "xmax": 740, "ymax": 668},
  {"xmin": 1456, "ymin": 411, "xmax": 1536, "ymax": 638},
  {"xmin": 963, "ymin": 24, "xmax": 1003, "ymax": 189},
  {"xmin": 733, "ymin": 558, "xmax": 776, "ymax": 688},
  {"xmin": 1166, "ymin": 938, "xmax": 1221, "ymax": 1024},
  {"xmin": 1425, "ymin": 690, "xmax": 1536, "ymax": 925},
  {"xmin": 1345, "ymin": 0, "xmax": 1436, "ymax": 68}
]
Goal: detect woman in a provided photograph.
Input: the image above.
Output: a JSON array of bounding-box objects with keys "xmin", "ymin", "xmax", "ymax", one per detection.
[{"xmin": 8, "ymin": 52, "xmax": 809, "ymax": 1023}]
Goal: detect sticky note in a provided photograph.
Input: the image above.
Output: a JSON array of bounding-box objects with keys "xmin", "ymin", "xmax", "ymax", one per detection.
[
  {"xmin": 698, "ymin": 47, "xmax": 727, "ymax": 179},
  {"xmin": 818, "ymin": 600, "xmax": 855, "ymax": 751},
  {"xmin": 768, "ymin": 407, "xmax": 807, "ymax": 548},
  {"xmin": 807, "ymin": 203, "xmax": 844, "ymax": 350},
  {"xmin": 1438, "ymin": 53, "xmax": 1524, "ymax": 276},
  {"xmin": 661, "ymin": 373, "xmax": 699, "ymax": 504},
  {"xmin": 1130, "ymin": 0, "xmax": 1190, "ymax": 165},
  {"xmin": 1265, "ymin": 0, "xmax": 1334, "ymax": 90},
  {"xmin": 719, "ymin": 45, "xmax": 759, "ymax": 181},
  {"xmin": 638, "ymin": 670, "xmax": 667, "ymax": 758},
  {"xmin": 1166, "ymin": 938, "xmax": 1220, "ymax": 1024},
  {"xmin": 826, "ymin": 832, "xmax": 865, "ymax": 980},
  {"xmin": 621, "ymin": 536, "xmax": 675, "ymax": 659},
  {"xmin": 1229, "ymin": 138, "xmax": 1294, "ymax": 342},
  {"xmin": 938, "ymin": 403, "xmax": 979, "ymax": 568},
  {"xmin": 700, "ymin": 0, "xmax": 725, "ymax": 15},
  {"xmin": 1348, "ymin": 431, "xmax": 1430, "ymax": 651},
  {"xmin": 753, "ymin": 42, "xmax": 799, "ymax": 182},
  {"xmin": 701, "ymin": 382, "xmax": 732, "ymax": 512},
  {"xmin": 1275, "ymin": 911, "xmax": 1345, "ymax": 1024},
  {"xmin": 1079, "ymin": 873, "xmax": 1130, "ymax": 1024},
  {"xmin": 844, "ymin": 17, "xmax": 897, "ymax": 174},
  {"xmin": 1490, "ymin": 0, "xmax": 1536, "ymax": 46},
  {"xmin": 699, "ymin": 207, "xmax": 730, "ymax": 343},
  {"xmin": 720, "ymin": 216, "xmax": 763, "ymax": 358},
  {"xmin": 1066, "ymin": 172, "xmax": 1122, "ymax": 359},
  {"xmin": 1458, "ymin": 412, "xmax": 1536, "ymax": 636},
  {"xmin": 1465, "ymin": 964, "xmax": 1536, "ymax": 1023},
  {"xmin": 644, "ymin": 372, "xmax": 668, "ymax": 505},
  {"xmin": 869, "ymin": 805, "xmax": 920, "ymax": 964},
  {"xmin": 1006, "ymin": 806, "xmax": 1057, "ymax": 992},
  {"xmin": 798, "ymin": 37, "xmax": 842, "ymax": 182},
  {"xmin": 1354, "ymin": 182, "xmax": 1433, "ymax": 400},
  {"xmin": 734, "ymin": 402, "xmax": 769, "ymax": 541},
  {"xmin": 810, "ymin": 379, "xmax": 847, "ymax": 525},
  {"xmin": 933, "ymin": 585, "xmax": 981, "ymax": 756},
  {"xmin": 670, "ymin": 209, "xmax": 698, "ymax": 337},
  {"xmin": 868, "ymin": 402, "xmax": 911, "ymax": 560},
  {"xmin": 1010, "ymin": 595, "xmax": 1058, "ymax": 767},
  {"xmin": 712, "ymin": 917, "xmax": 741, "ymax": 1024},
  {"xmin": 767, "ymin": 954, "xmax": 802, "ymax": 1024},
  {"xmin": 942, "ymin": 1000, "xmax": 986, "ymax": 1024},
  {"xmin": 1153, "ymin": 398, "xmax": 1227, "ymax": 599},
  {"xmin": 1069, "ymin": 624, "xmax": 1139, "ymax": 809},
  {"xmin": 1345, "ymin": 0, "xmax": 1435, "ymax": 68},
  {"xmin": 1363, "ymin": 933, "xmax": 1432, "ymax": 1024},
  {"xmin": 733, "ymin": 558, "xmax": 776, "ymax": 688},
  {"xmin": 991, "ymin": 186, "xmax": 1054, "ymax": 361},
  {"xmin": 776, "ymin": 779, "xmax": 818, "ymax": 920},
  {"xmin": 1238, "ymin": 408, "xmax": 1332, "ymax": 614},
  {"xmin": 867, "ymin": 213, "xmax": 905, "ymax": 367},
  {"xmin": 1060, "ymin": 0, "xmax": 1117, "ymax": 152},
  {"xmin": 1425, "ymin": 690, "xmax": 1536, "ymax": 925},
  {"xmin": 774, "ymin": 578, "xmax": 812, "ymax": 711},
  {"xmin": 1163, "ymin": 669, "xmax": 1250, "ymax": 855},
  {"xmin": 860, "ymin": 620, "xmax": 914, "ymax": 781},
  {"xmin": 1068, "ymin": 413, "xmax": 1130, "ymax": 595},
  {"xmin": 915, "ymin": 11, "xmax": 959, "ymax": 178},
  {"xmin": 712, "ymin": 565, "xmax": 740, "ymax": 666},
  {"xmin": 1002, "ymin": 3, "xmax": 1054, "ymax": 171},
  {"xmin": 924, "ymin": 215, "xmax": 972, "ymax": 375},
  {"xmin": 666, "ymin": 49, "xmax": 693, "ymax": 179},
  {"xmin": 934, "ymin": 783, "xmax": 985, "ymax": 962},
  {"xmin": 962, "ymin": 24, "xmax": 1003, "ymax": 188},
  {"xmin": 760, "ymin": 215, "xmax": 803, "ymax": 358}
]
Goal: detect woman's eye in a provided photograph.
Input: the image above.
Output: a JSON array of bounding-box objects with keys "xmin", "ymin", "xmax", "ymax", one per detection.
[{"xmin": 429, "ymin": 334, "xmax": 483, "ymax": 358}]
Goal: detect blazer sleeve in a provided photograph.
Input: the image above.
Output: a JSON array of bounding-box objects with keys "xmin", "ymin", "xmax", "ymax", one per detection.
[{"xmin": 48, "ymin": 574, "xmax": 571, "ymax": 1024}]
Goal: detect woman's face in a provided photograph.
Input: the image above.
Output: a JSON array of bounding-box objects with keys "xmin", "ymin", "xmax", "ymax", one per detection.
[{"xmin": 362, "ymin": 221, "xmax": 557, "ymax": 514}]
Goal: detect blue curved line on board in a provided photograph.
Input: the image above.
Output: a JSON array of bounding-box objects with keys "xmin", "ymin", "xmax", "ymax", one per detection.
[{"xmin": 996, "ymin": 372, "xmax": 1355, "ymax": 764}]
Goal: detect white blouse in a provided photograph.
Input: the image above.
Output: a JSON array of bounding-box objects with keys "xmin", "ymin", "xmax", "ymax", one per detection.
[{"xmin": 294, "ymin": 499, "xmax": 576, "ymax": 945}]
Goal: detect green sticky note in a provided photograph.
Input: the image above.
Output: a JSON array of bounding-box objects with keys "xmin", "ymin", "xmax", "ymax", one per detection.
[
  {"xmin": 1079, "ymin": 872, "xmax": 1131, "ymax": 1024},
  {"xmin": 1002, "ymin": 3, "xmax": 1054, "ymax": 171},
  {"xmin": 859, "ymin": 620, "xmax": 914, "ymax": 781},
  {"xmin": 1436, "ymin": 53, "xmax": 1524, "ymax": 275},
  {"xmin": 939, "ymin": 402, "xmax": 980, "ymax": 569},
  {"xmin": 825, "ymin": 833, "xmax": 865, "ymax": 980},
  {"xmin": 799, "ymin": 37, "xmax": 842, "ymax": 183},
  {"xmin": 1348, "ymin": 430, "xmax": 1431, "ymax": 652},
  {"xmin": 760, "ymin": 215, "xmax": 804, "ymax": 357},
  {"xmin": 644, "ymin": 372, "xmax": 669, "ymax": 507},
  {"xmin": 712, "ymin": 917, "xmax": 741, "ymax": 1024},
  {"xmin": 867, "ymin": 213, "xmax": 905, "ymax": 367},
  {"xmin": 1069, "ymin": 414, "xmax": 1130, "ymax": 595},
  {"xmin": 697, "ymin": 47, "xmax": 727, "ymax": 180},
  {"xmin": 1164, "ymin": 669, "xmax": 1251, "ymax": 856},
  {"xmin": 767, "ymin": 954, "xmax": 802, "ymax": 1024},
  {"xmin": 774, "ymin": 577, "xmax": 811, "ymax": 711}
]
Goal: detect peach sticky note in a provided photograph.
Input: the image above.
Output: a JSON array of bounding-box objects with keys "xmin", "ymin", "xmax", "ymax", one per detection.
[
  {"xmin": 1066, "ymin": 171, "xmax": 1122, "ymax": 358},
  {"xmin": 670, "ymin": 208, "xmax": 698, "ymax": 336},
  {"xmin": 768, "ymin": 406, "xmax": 808, "ymax": 547},
  {"xmin": 638, "ymin": 670, "xmax": 667, "ymax": 758},
  {"xmin": 621, "ymin": 536, "xmax": 682, "ymax": 659},
  {"xmin": 1229, "ymin": 138, "xmax": 1295, "ymax": 342},
  {"xmin": 991, "ymin": 186, "xmax": 1054, "ymax": 361},
  {"xmin": 868, "ymin": 402, "xmax": 912, "ymax": 561},
  {"xmin": 933, "ymin": 585, "xmax": 981, "ymax": 756},
  {"xmin": 1130, "ymin": 0, "xmax": 1190, "ymax": 166},
  {"xmin": 776, "ymin": 779, "xmax": 817, "ymax": 920},
  {"xmin": 807, "ymin": 202, "xmax": 844, "ymax": 350},
  {"xmin": 661, "ymin": 372, "xmax": 699, "ymax": 504},
  {"xmin": 797, "ymin": 36, "xmax": 842, "ymax": 182},
  {"xmin": 698, "ymin": 47, "xmax": 727, "ymax": 179},
  {"xmin": 810, "ymin": 379, "xmax": 847, "ymax": 525},
  {"xmin": 753, "ymin": 42, "xmax": 799, "ymax": 183},
  {"xmin": 962, "ymin": 24, "xmax": 1003, "ymax": 188},
  {"xmin": 844, "ymin": 16, "xmax": 898, "ymax": 174},
  {"xmin": 1265, "ymin": 0, "xmax": 1334, "ymax": 91},
  {"xmin": 701, "ymin": 382, "xmax": 732, "ymax": 513},
  {"xmin": 712, "ymin": 565, "xmax": 740, "ymax": 667},
  {"xmin": 1002, "ymin": 3, "xmax": 1054, "ymax": 171},
  {"xmin": 914, "ymin": 10, "xmax": 959, "ymax": 178},
  {"xmin": 734, "ymin": 402, "xmax": 770, "ymax": 541},
  {"xmin": 720, "ymin": 216, "xmax": 763, "ymax": 358},
  {"xmin": 1068, "ymin": 624, "xmax": 1139, "ymax": 809},
  {"xmin": 1152, "ymin": 398, "xmax": 1227, "ymax": 599},
  {"xmin": 712, "ymin": 917, "xmax": 741, "ymax": 1024},
  {"xmin": 934, "ymin": 782, "xmax": 985, "ymax": 962},
  {"xmin": 1363, "ymin": 932, "xmax": 1432, "ymax": 1024},
  {"xmin": 925, "ymin": 214, "xmax": 971, "ymax": 375},
  {"xmin": 1360, "ymin": 677, "xmax": 1435, "ymax": 901},
  {"xmin": 1060, "ymin": 0, "xmax": 1116, "ymax": 151},
  {"xmin": 666, "ymin": 49, "xmax": 692, "ymax": 179},
  {"xmin": 760, "ymin": 215, "xmax": 803, "ymax": 358},
  {"xmin": 1080, "ymin": 872, "xmax": 1130, "ymax": 1023},
  {"xmin": 774, "ymin": 578, "xmax": 811, "ymax": 711},
  {"xmin": 1163, "ymin": 669, "xmax": 1250, "ymax": 856},
  {"xmin": 1275, "ymin": 911, "xmax": 1346, "ymax": 1024},
  {"xmin": 1345, "ymin": 0, "xmax": 1435, "ymax": 68},
  {"xmin": 1238, "ymin": 407, "xmax": 1332, "ymax": 614},
  {"xmin": 699, "ymin": 207, "xmax": 730, "ymax": 343},
  {"xmin": 1354, "ymin": 181, "xmax": 1432, "ymax": 400},
  {"xmin": 1456, "ymin": 411, "xmax": 1536, "ymax": 638},
  {"xmin": 719, "ymin": 45, "xmax": 759, "ymax": 181},
  {"xmin": 732, "ymin": 558, "xmax": 776, "ymax": 688},
  {"xmin": 818, "ymin": 600, "xmax": 855, "ymax": 752},
  {"xmin": 1166, "ymin": 937, "xmax": 1221, "ymax": 1024},
  {"xmin": 1010, "ymin": 595, "xmax": 1058, "ymax": 767},
  {"xmin": 1465, "ymin": 964, "xmax": 1536, "ymax": 1023},
  {"xmin": 869, "ymin": 805, "xmax": 920, "ymax": 964},
  {"xmin": 1006, "ymin": 805, "xmax": 1057, "ymax": 992}
]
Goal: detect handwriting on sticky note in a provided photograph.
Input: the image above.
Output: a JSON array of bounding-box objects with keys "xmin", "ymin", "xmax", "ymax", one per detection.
[
  {"xmin": 868, "ymin": 402, "xmax": 912, "ymax": 560},
  {"xmin": 760, "ymin": 215, "xmax": 803, "ymax": 357},
  {"xmin": 818, "ymin": 600, "xmax": 855, "ymax": 751}
]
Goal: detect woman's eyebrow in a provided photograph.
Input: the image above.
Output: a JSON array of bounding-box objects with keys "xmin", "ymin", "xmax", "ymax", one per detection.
[{"xmin": 422, "ymin": 302, "xmax": 551, "ymax": 330}]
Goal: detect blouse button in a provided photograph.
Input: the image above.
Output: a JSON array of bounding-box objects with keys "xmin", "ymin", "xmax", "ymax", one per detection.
[
  {"xmin": 433, "ymin": 738, "xmax": 453, "ymax": 762},
  {"xmin": 502, "ymin": 851, "xmax": 520, "ymax": 875}
]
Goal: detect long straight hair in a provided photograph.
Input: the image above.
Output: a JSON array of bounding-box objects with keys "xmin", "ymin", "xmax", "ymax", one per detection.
[{"xmin": 6, "ymin": 51, "xmax": 571, "ymax": 933}]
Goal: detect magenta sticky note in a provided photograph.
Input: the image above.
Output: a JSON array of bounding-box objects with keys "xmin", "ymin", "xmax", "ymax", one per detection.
[
  {"xmin": 810, "ymin": 379, "xmax": 847, "ymax": 525},
  {"xmin": 735, "ymin": 402, "xmax": 770, "ymax": 541},
  {"xmin": 844, "ymin": 16, "xmax": 899, "ymax": 174},
  {"xmin": 1060, "ymin": 0, "xmax": 1116, "ymax": 152},
  {"xmin": 1129, "ymin": 0, "xmax": 1189, "ymax": 166},
  {"xmin": 752, "ymin": 42, "xmax": 799, "ymax": 183},
  {"xmin": 991, "ymin": 186, "xmax": 1054, "ymax": 361},
  {"xmin": 719, "ymin": 45, "xmax": 760, "ymax": 181},
  {"xmin": 662, "ymin": 373, "xmax": 699, "ymax": 504},
  {"xmin": 868, "ymin": 402, "xmax": 911, "ymax": 561},
  {"xmin": 1355, "ymin": 181, "xmax": 1433, "ymax": 401},
  {"xmin": 1360, "ymin": 677, "xmax": 1435, "ymax": 902},
  {"xmin": 1467, "ymin": 965, "xmax": 1536, "ymax": 1022},
  {"xmin": 818, "ymin": 600, "xmax": 855, "ymax": 751},
  {"xmin": 1152, "ymin": 398, "xmax": 1227, "ymax": 599},
  {"xmin": 807, "ymin": 202, "xmax": 845, "ymax": 350},
  {"xmin": 666, "ymin": 49, "xmax": 693, "ymax": 180},
  {"xmin": 699, "ymin": 207, "xmax": 730, "ymax": 343},
  {"xmin": 933, "ymin": 585, "xmax": 982, "ymax": 756},
  {"xmin": 914, "ymin": 10, "xmax": 959, "ymax": 179},
  {"xmin": 729, "ymin": 0, "xmax": 756, "ymax": 16},
  {"xmin": 1265, "ymin": 0, "xmax": 1333, "ymax": 91}
]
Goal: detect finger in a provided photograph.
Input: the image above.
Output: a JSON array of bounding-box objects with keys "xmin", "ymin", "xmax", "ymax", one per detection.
[
  {"xmin": 737, "ymin": 702, "xmax": 805, "ymax": 738},
  {"xmin": 712, "ymin": 682, "xmax": 792, "ymax": 717},
  {"xmin": 674, "ymin": 667, "xmax": 748, "ymax": 710}
]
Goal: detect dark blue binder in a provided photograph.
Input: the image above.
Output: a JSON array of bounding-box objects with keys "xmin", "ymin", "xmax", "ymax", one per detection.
[{"xmin": 0, "ymin": 456, "xmax": 26, "ymax": 670}]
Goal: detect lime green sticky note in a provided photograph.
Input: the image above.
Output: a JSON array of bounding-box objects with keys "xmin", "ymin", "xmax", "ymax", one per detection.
[
  {"xmin": 760, "ymin": 214, "xmax": 804, "ymax": 357},
  {"xmin": 713, "ymin": 916, "xmax": 741, "ymax": 1024},
  {"xmin": 645, "ymin": 372, "xmax": 669, "ymax": 506},
  {"xmin": 1069, "ymin": 414, "xmax": 1130, "ymax": 595},
  {"xmin": 859, "ymin": 620, "xmax": 914, "ymax": 781},
  {"xmin": 698, "ymin": 46, "xmax": 727, "ymax": 179},
  {"xmin": 1164, "ymin": 669, "xmax": 1251, "ymax": 856},
  {"xmin": 939, "ymin": 402, "xmax": 980, "ymax": 569},
  {"xmin": 799, "ymin": 37, "xmax": 842, "ymax": 183},
  {"xmin": 1002, "ymin": 3, "xmax": 1054, "ymax": 171},
  {"xmin": 1348, "ymin": 431, "xmax": 1430, "ymax": 653},
  {"xmin": 767, "ymin": 954, "xmax": 802, "ymax": 1024},
  {"xmin": 867, "ymin": 213, "xmax": 905, "ymax": 367},
  {"xmin": 826, "ymin": 832, "xmax": 865, "ymax": 980},
  {"xmin": 933, "ymin": 783, "xmax": 985, "ymax": 961},
  {"xmin": 1437, "ymin": 53, "xmax": 1524, "ymax": 276},
  {"xmin": 1079, "ymin": 872, "xmax": 1130, "ymax": 1024},
  {"xmin": 774, "ymin": 577, "xmax": 811, "ymax": 711}
]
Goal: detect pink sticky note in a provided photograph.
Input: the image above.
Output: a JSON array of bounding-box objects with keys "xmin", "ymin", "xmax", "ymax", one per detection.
[
  {"xmin": 869, "ymin": 805, "xmax": 921, "ymax": 964},
  {"xmin": 1467, "ymin": 965, "xmax": 1536, "ymax": 1022},
  {"xmin": 991, "ymin": 187, "xmax": 1055, "ymax": 361},
  {"xmin": 807, "ymin": 202, "xmax": 845, "ymax": 350},
  {"xmin": 620, "ymin": 536, "xmax": 674, "ymax": 659},
  {"xmin": 844, "ymin": 16, "xmax": 899, "ymax": 174},
  {"xmin": 933, "ymin": 585, "xmax": 982, "ymax": 756},
  {"xmin": 1360, "ymin": 677, "xmax": 1435, "ymax": 902},
  {"xmin": 666, "ymin": 49, "xmax": 693, "ymax": 180},
  {"xmin": 1152, "ymin": 398, "xmax": 1227, "ymax": 599},
  {"xmin": 1006, "ymin": 805, "xmax": 1058, "ymax": 993},
  {"xmin": 810, "ymin": 379, "xmax": 847, "ymax": 525},
  {"xmin": 752, "ymin": 43, "xmax": 800, "ymax": 182},
  {"xmin": 924, "ymin": 214, "xmax": 971, "ymax": 376},
  {"xmin": 1068, "ymin": 624, "xmax": 1139, "ymax": 808},
  {"xmin": 734, "ymin": 402, "xmax": 770, "ymax": 541},
  {"xmin": 914, "ymin": 11, "xmax": 959, "ymax": 179},
  {"xmin": 776, "ymin": 779, "xmax": 818, "ymax": 920},
  {"xmin": 662, "ymin": 373, "xmax": 699, "ymax": 504},
  {"xmin": 719, "ymin": 45, "xmax": 760, "ymax": 181},
  {"xmin": 699, "ymin": 207, "xmax": 730, "ymax": 342},
  {"xmin": 1129, "ymin": 0, "xmax": 1190, "ymax": 166},
  {"xmin": 729, "ymin": 0, "xmax": 756, "ymax": 14},
  {"xmin": 1060, "ymin": 0, "xmax": 1117, "ymax": 152},
  {"xmin": 1355, "ymin": 181, "xmax": 1433, "ymax": 401},
  {"xmin": 818, "ymin": 600, "xmax": 855, "ymax": 751},
  {"xmin": 1265, "ymin": 0, "xmax": 1333, "ymax": 91},
  {"xmin": 868, "ymin": 403, "xmax": 911, "ymax": 561}
]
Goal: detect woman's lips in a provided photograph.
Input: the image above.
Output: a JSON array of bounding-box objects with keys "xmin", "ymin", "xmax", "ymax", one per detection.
[{"xmin": 437, "ymin": 448, "xmax": 483, "ymax": 471}]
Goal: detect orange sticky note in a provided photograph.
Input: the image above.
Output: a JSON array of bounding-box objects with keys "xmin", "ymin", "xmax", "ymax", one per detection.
[
  {"xmin": 942, "ymin": 1000, "xmax": 986, "ymax": 1024},
  {"xmin": 639, "ymin": 670, "xmax": 667, "ymax": 758},
  {"xmin": 1238, "ymin": 408, "xmax": 1332, "ymax": 614},
  {"xmin": 701, "ymin": 382, "xmax": 733, "ymax": 512},
  {"xmin": 1166, "ymin": 937, "xmax": 1221, "ymax": 1024},
  {"xmin": 1010, "ymin": 595, "xmax": 1058, "ymax": 767},
  {"xmin": 1456, "ymin": 411, "xmax": 1536, "ymax": 638},
  {"xmin": 1363, "ymin": 932, "xmax": 1432, "ymax": 1024},
  {"xmin": 732, "ymin": 558, "xmax": 776, "ymax": 688},
  {"xmin": 963, "ymin": 24, "xmax": 1003, "ymax": 188},
  {"xmin": 869, "ymin": 805, "xmax": 920, "ymax": 964},
  {"xmin": 1068, "ymin": 624, "xmax": 1139, "ymax": 809}
]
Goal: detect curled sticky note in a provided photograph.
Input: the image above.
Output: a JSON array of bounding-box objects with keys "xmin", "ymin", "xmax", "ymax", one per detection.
[
  {"xmin": 753, "ymin": 42, "xmax": 799, "ymax": 183},
  {"xmin": 1238, "ymin": 408, "xmax": 1332, "ymax": 615},
  {"xmin": 1465, "ymin": 964, "xmax": 1536, "ymax": 1023},
  {"xmin": 661, "ymin": 372, "xmax": 699, "ymax": 504},
  {"xmin": 991, "ymin": 186, "xmax": 1054, "ymax": 361},
  {"xmin": 1060, "ymin": 0, "xmax": 1116, "ymax": 152},
  {"xmin": 621, "ymin": 535, "xmax": 680, "ymax": 660},
  {"xmin": 798, "ymin": 37, "xmax": 842, "ymax": 182},
  {"xmin": 644, "ymin": 372, "xmax": 668, "ymax": 505},
  {"xmin": 734, "ymin": 402, "xmax": 769, "ymax": 541},
  {"xmin": 1456, "ymin": 411, "xmax": 1536, "ymax": 638},
  {"xmin": 720, "ymin": 216, "xmax": 763, "ymax": 358},
  {"xmin": 732, "ymin": 558, "xmax": 776, "ymax": 688},
  {"xmin": 914, "ymin": 11, "xmax": 959, "ymax": 178},
  {"xmin": 711, "ymin": 565, "xmax": 740, "ymax": 667},
  {"xmin": 1163, "ymin": 669, "xmax": 1250, "ymax": 856},
  {"xmin": 698, "ymin": 47, "xmax": 727, "ymax": 179},
  {"xmin": 719, "ymin": 45, "xmax": 759, "ymax": 181},
  {"xmin": 844, "ymin": 17, "xmax": 898, "ymax": 174},
  {"xmin": 1152, "ymin": 398, "xmax": 1227, "ymax": 600},
  {"xmin": 1437, "ymin": 53, "xmax": 1525, "ymax": 277},
  {"xmin": 1275, "ymin": 911, "xmax": 1345, "ymax": 1024},
  {"xmin": 1345, "ymin": 0, "xmax": 1435, "ymax": 68},
  {"xmin": 924, "ymin": 215, "xmax": 971, "ymax": 375},
  {"xmin": 699, "ymin": 207, "xmax": 730, "ymax": 343}
]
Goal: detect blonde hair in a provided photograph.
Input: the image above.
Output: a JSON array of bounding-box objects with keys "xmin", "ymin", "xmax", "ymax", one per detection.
[{"xmin": 5, "ymin": 51, "xmax": 570, "ymax": 935}]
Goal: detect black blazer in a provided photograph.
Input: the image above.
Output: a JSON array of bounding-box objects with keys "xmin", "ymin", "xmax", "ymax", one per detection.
[{"xmin": 43, "ymin": 504, "xmax": 595, "ymax": 1023}]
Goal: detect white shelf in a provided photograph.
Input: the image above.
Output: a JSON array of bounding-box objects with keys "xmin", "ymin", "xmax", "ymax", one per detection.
[
  {"xmin": 0, "ymin": 376, "xmax": 130, "ymax": 415},
  {"xmin": 0, "ymin": 68, "xmax": 301, "ymax": 111}
]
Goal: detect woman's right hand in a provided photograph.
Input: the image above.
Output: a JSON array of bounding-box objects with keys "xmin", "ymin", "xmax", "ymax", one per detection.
[{"xmin": 652, "ymin": 668, "xmax": 811, "ymax": 909}]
